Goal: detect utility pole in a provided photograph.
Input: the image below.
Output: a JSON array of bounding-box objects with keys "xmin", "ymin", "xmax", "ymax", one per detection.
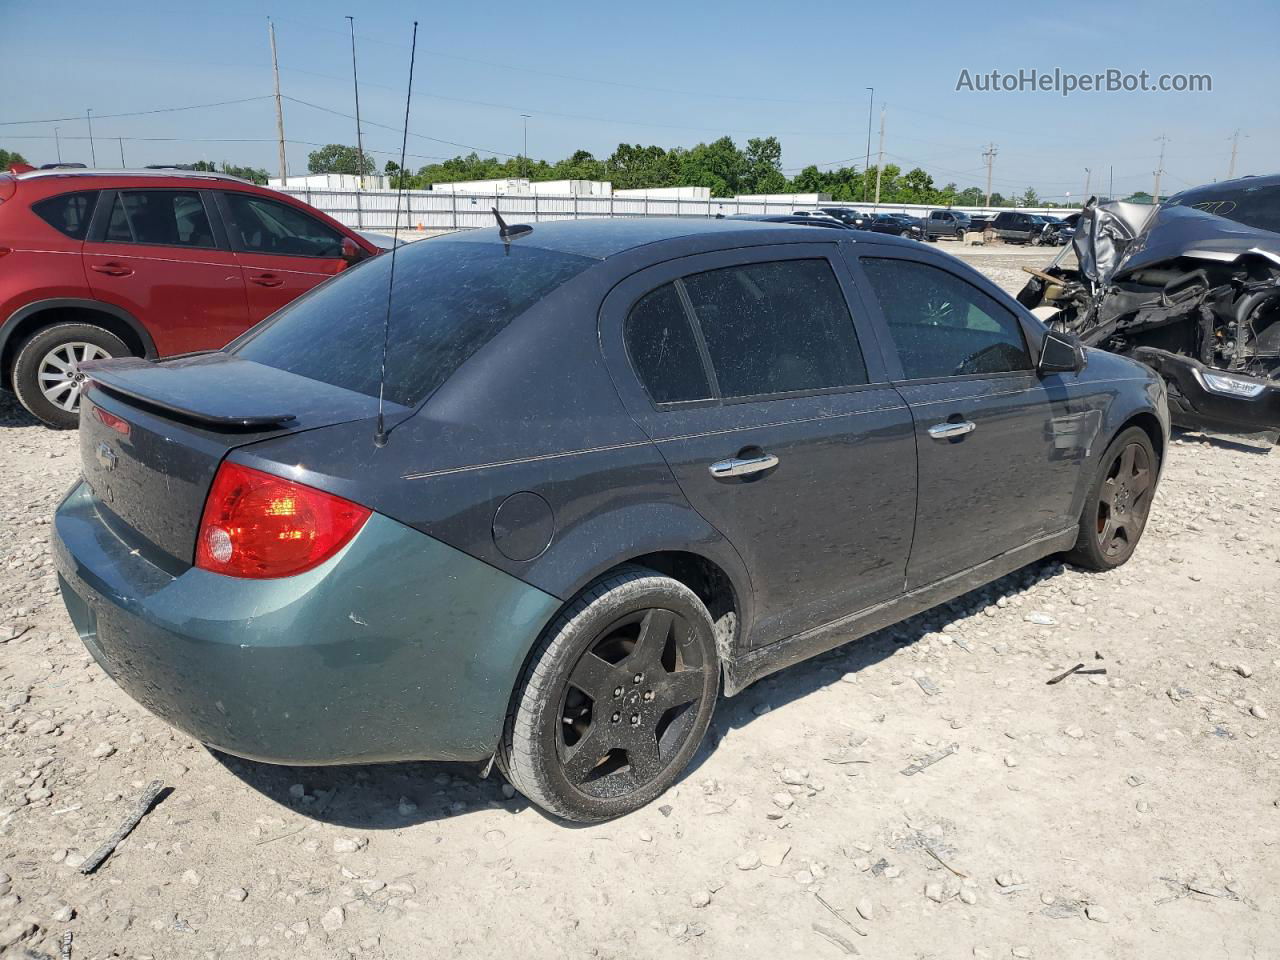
[
  {"xmin": 86, "ymin": 109, "xmax": 96, "ymax": 167},
  {"xmin": 521, "ymin": 114, "xmax": 531, "ymax": 180},
  {"xmin": 1153, "ymin": 134, "xmax": 1168, "ymax": 204},
  {"xmin": 268, "ymin": 18, "xmax": 288, "ymax": 185},
  {"xmin": 862, "ymin": 87, "xmax": 874, "ymax": 202},
  {"xmin": 1083, "ymin": 167, "xmax": 1091, "ymax": 202},
  {"xmin": 118, "ymin": 138, "xmax": 126, "ymax": 167},
  {"xmin": 54, "ymin": 128, "xmax": 62, "ymax": 164},
  {"xmin": 873, "ymin": 104, "xmax": 886, "ymax": 207},
  {"xmin": 982, "ymin": 142, "xmax": 997, "ymax": 207},
  {"xmin": 1227, "ymin": 129, "xmax": 1241, "ymax": 179},
  {"xmin": 345, "ymin": 16, "xmax": 366, "ymax": 189}
]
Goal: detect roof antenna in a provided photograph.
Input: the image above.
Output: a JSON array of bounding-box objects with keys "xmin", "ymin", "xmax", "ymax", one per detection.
[
  {"xmin": 492, "ymin": 206, "xmax": 533, "ymax": 242},
  {"xmin": 374, "ymin": 20, "xmax": 418, "ymax": 449}
]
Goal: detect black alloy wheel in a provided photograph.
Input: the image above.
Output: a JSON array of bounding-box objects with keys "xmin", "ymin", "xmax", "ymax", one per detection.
[
  {"xmin": 1065, "ymin": 426, "xmax": 1158, "ymax": 570},
  {"xmin": 500, "ymin": 567, "xmax": 720, "ymax": 822}
]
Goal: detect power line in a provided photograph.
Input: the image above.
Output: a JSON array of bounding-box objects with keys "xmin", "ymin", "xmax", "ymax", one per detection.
[
  {"xmin": 0, "ymin": 96, "xmax": 274, "ymax": 127},
  {"xmin": 282, "ymin": 95, "xmax": 518, "ymax": 158}
]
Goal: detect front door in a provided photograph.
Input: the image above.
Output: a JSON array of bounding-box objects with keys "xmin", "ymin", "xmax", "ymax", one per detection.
[
  {"xmin": 601, "ymin": 243, "xmax": 918, "ymax": 647},
  {"xmin": 852, "ymin": 250, "xmax": 1081, "ymax": 588},
  {"xmin": 83, "ymin": 188, "xmax": 248, "ymax": 355},
  {"xmin": 215, "ymin": 191, "xmax": 349, "ymax": 323}
]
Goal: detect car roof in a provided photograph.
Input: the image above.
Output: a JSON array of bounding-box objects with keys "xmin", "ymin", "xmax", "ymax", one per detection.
[
  {"xmin": 13, "ymin": 168, "xmax": 255, "ymax": 186},
  {"xmin": 442, "ymin": 216, "xmax": 875, "ymax": 259}
]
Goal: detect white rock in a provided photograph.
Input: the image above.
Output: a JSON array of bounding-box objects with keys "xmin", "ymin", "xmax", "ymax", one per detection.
[
  {"xmin": 1251, "ymin": 705, "xmax": 1269, "ymax": 720},
  {"xmin": 771, "ymin": 792, "xmax": 795, "ymax": 810},
  {"xmin": 50, "ymin": 904, "xmax": 74, "ymax": 923},
  {"xmin": 288, "ymin": 784, "xmax": 306, "ymax": 798},
  {"xmin": 321, "ymin": 905, "xmax": 345, "ymax": 933},
  {"xmin": 333, "ymin": 836, "xmax": 367, "ymax": 854},
  {"xmin": 855, "ymin": 896, "xmax": 874, "ymax": 921},
  {"xmin": 181, "ymin": 869, "xmax": 201, "ymax": 886},
  {"xmin": 227, "ymin": 887, "xmax": 248, "ymax": 902},
  {"xmin": 689, "ymin": 889, "xmax": 712, "ymax": 908},
  {"xmin": 90, "ymin": 742, "xmax": 115, "ymax": 759},
  {"xmin": 1235, "ymin": 664, "xmax": 1254, "ymax": 678},
  {"xmin": 734, "ymin": 851, "xmax": 761, "ymax": 871},
  {"xmin": 1085, "ymin": 903, "xmax": 1110, "ymax": 923}
]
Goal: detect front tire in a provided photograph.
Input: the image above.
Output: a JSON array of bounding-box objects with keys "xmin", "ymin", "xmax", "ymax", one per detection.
[
  {"xmin": 500, "ymin": 567, "xmax": 720, "ymax": 822},
  {"xmin": 1064, "ymin": 427, "xmax": 1158, "ymax": 571},
  {"xmin": 12, "ymin": 323, "xmax": 127, "ymax": 429}
]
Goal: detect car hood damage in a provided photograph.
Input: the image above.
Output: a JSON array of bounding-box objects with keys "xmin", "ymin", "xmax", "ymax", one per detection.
[{"xmin": 1017, "ymin": 179, "xmax": 1280, "ymax": 435}]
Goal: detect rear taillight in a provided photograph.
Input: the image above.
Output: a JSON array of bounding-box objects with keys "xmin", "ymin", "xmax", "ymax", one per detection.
[{"xmin": 195, "ymin": 462, "xmax": 370, "ymax": 579}]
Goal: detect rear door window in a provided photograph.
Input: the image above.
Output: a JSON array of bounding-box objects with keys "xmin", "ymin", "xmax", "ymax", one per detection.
[
  {"xmin": 860, "ymin": 257, "xmax": 1031, "ymax": 379},
  {"xmin": 624, "ymin": 283, "xmax": 712, "ymax": 404},
  {"xmin": 233, "ymin": 238, "xmax": 594, "ymax": 407},
  {"xmin": 680, "ymin": 258, "xmax": 867, "ymax": 398},
  {"xmin": 32, "ymin": 190, "xmax": 98, "ymax": 240},
  {"xmin": 221, "ymin": 193, "xmax": 343, "ymax": 258},
  {"xmin": 103, "ymin": 190, "xmax": 216, "ymax": 248}
]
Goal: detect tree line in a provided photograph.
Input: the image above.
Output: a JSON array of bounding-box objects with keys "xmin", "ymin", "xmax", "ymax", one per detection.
[{"xmin": 308, "ymin": 137, "xmax": 1046, "ymax": 208}]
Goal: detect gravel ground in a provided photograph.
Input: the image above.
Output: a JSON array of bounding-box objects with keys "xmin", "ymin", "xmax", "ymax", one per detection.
[{"xmin": 1, "ymin": 252, "xmax": 1278, "ymax": 960}]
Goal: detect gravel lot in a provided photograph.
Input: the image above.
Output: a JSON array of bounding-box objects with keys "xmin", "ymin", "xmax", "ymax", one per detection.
[{"xmin": 1, "ymin": 248, "xmax": 1278, "ymax": 960}]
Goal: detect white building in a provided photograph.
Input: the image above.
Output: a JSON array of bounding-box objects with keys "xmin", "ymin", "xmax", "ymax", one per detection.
[
  {"xmin": 615, "ymin": 186, "xmax": 711, "ymax": 201},
  {"xmin": 734, "ymin": 192, "xmax": 832, "ymax": 204},
  {"xmin": 268, "ymin": 173, "xmax": 390, "ymax": 191},
  {"xmin": 430, "ymin": 178, "xmax": 613, "ymax": 197}
]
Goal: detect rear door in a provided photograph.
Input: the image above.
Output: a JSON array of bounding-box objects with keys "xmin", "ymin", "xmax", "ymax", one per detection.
[
  {"xmin": 215, "ymin": 191, "xmax": 350, "ymax": 323},
  {"xmin": 849, "ymin": 248, "xmax": 1081, "ymax": 588},
  {"xmin": 83, "ymin": 189, "xmax": 248, "ymax": 355},
  {"xmin": 601, "ymin": 242, "xmax": 917, "ymax": 647}
]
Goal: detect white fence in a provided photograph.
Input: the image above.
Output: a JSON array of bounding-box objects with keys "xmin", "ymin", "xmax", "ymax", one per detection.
[{"xmin": 273, "ymin": 186, "xmax": 1080, "ymax": 237}]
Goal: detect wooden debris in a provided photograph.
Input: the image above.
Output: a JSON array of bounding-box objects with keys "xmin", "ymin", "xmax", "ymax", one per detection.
[
  {"xmin": 901, "ymin": 743, "xmax": 958, "ymax": 776},
  {"xmin": 80, "ymin": 779, "xmax": 165, "ymax": 874},
  {"xmin": 812, "ymin": 922, "xmax": 860, "ymax": 955}
]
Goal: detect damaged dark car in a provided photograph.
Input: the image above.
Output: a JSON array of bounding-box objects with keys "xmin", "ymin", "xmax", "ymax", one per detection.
[{"xmin": 1017, "ymin": 175, "xmax": 1280, "ymax": 437}]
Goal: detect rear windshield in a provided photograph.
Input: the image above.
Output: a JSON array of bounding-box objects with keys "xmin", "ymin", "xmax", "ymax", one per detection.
[
  {"xmin": 1166, "ymin": 181, "xmax": 1280, "ymax": 235},
  {"xmin": 232, "ymin": 238, "xmax": 594, "ymax": 406}
]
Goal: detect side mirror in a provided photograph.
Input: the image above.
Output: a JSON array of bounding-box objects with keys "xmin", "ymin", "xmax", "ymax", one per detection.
[
  {"xmin": 1038, "ymin": 329, "xmax": 1085, "ymax": 374},
  {"xmin": 340, "ymin": 237, "xmax": 365, "ymax": 267}
]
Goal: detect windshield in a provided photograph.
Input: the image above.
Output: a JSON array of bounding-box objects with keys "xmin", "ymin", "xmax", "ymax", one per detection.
[{"xmin": 233, "ymin": 238, "xmax": 594, "ymax": 407}]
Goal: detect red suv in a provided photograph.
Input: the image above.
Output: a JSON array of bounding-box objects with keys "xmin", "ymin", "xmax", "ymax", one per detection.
[{"xmin": 0, "ymin": 168, "xmax": 379, "ymax": 427}]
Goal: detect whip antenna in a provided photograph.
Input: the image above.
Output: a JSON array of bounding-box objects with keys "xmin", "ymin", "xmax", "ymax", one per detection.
[{"xmin": 374, "ymin": 19, "xmax": 418, "ymax": 448}]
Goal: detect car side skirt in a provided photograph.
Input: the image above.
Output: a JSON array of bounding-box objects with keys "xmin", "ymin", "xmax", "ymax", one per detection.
[{"xmin": 722, "ymin": 526, "xmax": 1079, "ymax": 696}]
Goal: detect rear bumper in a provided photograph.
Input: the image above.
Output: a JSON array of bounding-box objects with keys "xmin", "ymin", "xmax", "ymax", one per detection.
[
  {"xmin": 1134, "ymin": 347, "xmax": 1280, "ymax": 434},
  {"xmin": 53, "ymin": 483, "xmax": 560, "ymax": 765}
]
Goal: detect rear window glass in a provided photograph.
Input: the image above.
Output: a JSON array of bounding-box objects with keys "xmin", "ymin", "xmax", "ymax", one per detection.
[
  {"xmin": 104, "ymin": 190, "xmax": 215, "ymax": 248},
  {"xmin": 32, "ymin": 190, "xmax": 98, "ymax": 240},
  {"xmin": 624, "ymin": 282, "xmax": 712, "ymax": 404},
  {"xmin": 233, "ymin": 239, "xmax": 594, "ymax": 407},
  {"xmin": 1166, "ymin": 181, "xmax": 1280, "ymax": 234}
]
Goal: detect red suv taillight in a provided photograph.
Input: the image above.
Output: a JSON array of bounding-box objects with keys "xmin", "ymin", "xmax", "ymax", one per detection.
[{"xmin": 195, "ymin": 462, "xmax": 371, "ymax": 579}]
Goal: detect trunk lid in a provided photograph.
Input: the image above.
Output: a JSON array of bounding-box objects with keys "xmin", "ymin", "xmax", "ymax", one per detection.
[{"xmin": 78, "ymin": 352, "xmax": 397, "ymax": 568}]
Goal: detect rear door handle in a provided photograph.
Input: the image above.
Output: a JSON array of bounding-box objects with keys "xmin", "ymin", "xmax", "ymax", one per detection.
[
  {"xmin": 709, "ymin": 453, "xmax": 779, "ymax": 478},
  {"xmin": 90, "ymin": 263, "xmax": 133, "ymax": 277},
  {"xmin": 249, "ymin": 274, "xmax": 284, "ymax": 287},
  {"xmin": 928, "ymin": 420, "xmax": 976, "ymax": 440}
]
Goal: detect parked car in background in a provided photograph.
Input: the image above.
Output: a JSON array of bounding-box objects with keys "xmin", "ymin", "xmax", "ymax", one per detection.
[
  {"xmin": 0, "ymin": 168, "xmax": 379, "ymax": 427},
  {"xmin": 813, "ymin": 206, "xmax": 873, "ymax": 229},
  {"xmin": 869, "ymin": 213, "xmax": 924, "ymax": 239},
  {"xmin": 924, "ymin": 209, "xmax": 972, "ymax": 240},
  {"xmin": 1038, "ymin": 215, "xmax": 1074, "ymax": 246},
  {"xmin": 727, "ymin": 214, "xmax": 851, "ymax": 230},
  {"xmin": 989, "ymin": 211, "xmax": 1051, "ymax": 244},
  {"xmin": 967, "ymin": 213, "xmax": 994, "ymax": 233},
  {"xmin": 55, "ymin": 217, "xmax": 1168, "ymax": 822}
]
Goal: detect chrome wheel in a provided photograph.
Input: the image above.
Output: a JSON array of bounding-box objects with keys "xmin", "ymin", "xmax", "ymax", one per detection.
[
  {"xmin": 37, "ymin": 341, "xmax": 110, "ymax": 412},
  {"xmin": 557, "ymin": 607, "xmax": 712, "ymax": 797},
  {"xmin": 1096, "ymin": 441, "xmax": 1153, "ymax": 557}
]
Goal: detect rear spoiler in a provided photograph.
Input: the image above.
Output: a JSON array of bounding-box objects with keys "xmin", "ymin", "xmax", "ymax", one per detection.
[{"xmin": 84, "ymin": 359, "xmax": 296, "ymax": 430}]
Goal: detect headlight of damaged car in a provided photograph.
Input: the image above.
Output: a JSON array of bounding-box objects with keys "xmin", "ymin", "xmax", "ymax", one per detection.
[{"xmin": 1197, "ymin": 369, "xmax": 1268, "ymax": 399}]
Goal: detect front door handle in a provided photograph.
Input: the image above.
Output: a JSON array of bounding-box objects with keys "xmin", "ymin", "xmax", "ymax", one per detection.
[
  {"xmin": 90, "ymin": 263, "xmax": 133, "ymax": 277},
  {"xmin": 249, "ymin": 273, "xmax": 284, "ymax": 287},
  {"xmin": 928, "ymin": 420, "xmax": 976, "ymax": 440},
  {"xmin": 709, "ymin": 452, "xmax": 780, "ymax": 478}
]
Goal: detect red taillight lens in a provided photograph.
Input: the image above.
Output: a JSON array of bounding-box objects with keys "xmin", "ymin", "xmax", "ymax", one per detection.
[
  {"xmin": 92, "ymin": 405, "xmax": 131, "ymax": 437},
  {"xmin": 195, "ymin": 462, "xmax": 370, "ymax": 579}
]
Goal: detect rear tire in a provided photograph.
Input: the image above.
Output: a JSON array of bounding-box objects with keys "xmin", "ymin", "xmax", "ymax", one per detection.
[
  {"xmin": 499, "ymin": 567, "xmax": 720, "ymax": 822},
  {"xmin": 1064, "ymin": 427, "xmax": 1158, "ymax": 571},
  {"xmin": 12, "ymin": 323, "xmax": 127, "ymax": 429}
]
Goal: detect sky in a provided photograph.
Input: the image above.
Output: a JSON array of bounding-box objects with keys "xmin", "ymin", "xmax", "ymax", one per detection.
[{"xmin": 3, "ymin": 0, "xmax": 1277, "ymax": 201}]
